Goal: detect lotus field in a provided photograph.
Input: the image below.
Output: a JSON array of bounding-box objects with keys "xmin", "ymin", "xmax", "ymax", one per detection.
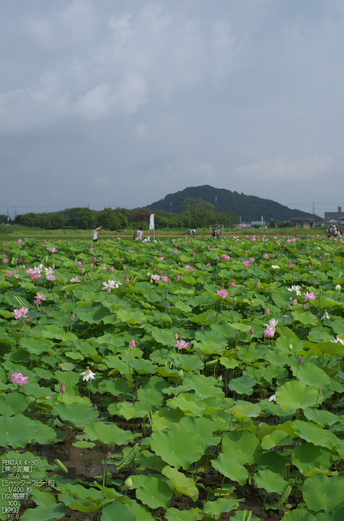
[{"xmin": 1, "ymin": 234, "xmax": 344, "ymax": 521}]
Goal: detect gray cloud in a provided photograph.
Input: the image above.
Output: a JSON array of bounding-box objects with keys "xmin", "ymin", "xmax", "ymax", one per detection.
[{"xmin": 1, "ymin": 0, "xmax": 344, "ymax": 217}]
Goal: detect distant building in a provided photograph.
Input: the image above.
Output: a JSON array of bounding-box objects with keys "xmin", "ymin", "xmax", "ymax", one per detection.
[
  {"xmin": 325, "ymin": 207, "xmax": 344, "ymax": 222},
  {"xmin": 290, "ymin": 218, "xmax": 314, "ymax": 229}
]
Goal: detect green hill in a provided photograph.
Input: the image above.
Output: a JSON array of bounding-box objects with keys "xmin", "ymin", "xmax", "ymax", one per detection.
[{"xmin": 147, "ymin": 185, "xmax": 320, "ymax": 222}]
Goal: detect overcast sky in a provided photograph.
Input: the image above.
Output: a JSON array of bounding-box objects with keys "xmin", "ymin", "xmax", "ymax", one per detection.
[{"xmin": 1, "ymin": 0, "xmax": 344, "ymax": 218}]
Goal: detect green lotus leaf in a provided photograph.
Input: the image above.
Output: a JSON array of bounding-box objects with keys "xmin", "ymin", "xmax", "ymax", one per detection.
[
  {"xmin": 84, "ymin": 422, "xmax": 134, "ymax": 445},
  {"xmin": 183, "ymin": 374, "xmax": 224, "ymax": 399},
  {"xmin": 291, "ymin": 361, "xmax": 331, "ymax": 389},
  {"xmin": 261, "ymin": 429, "xmax": 292, "ymax": 450},
  {"xmin": 53, "ymin": 402, "xmax": 96, "ymax": 426},
  {"xmin": 272, "ymin": 288, "xmax": 295, "ymax": 308},
  {"xmin": 165, "ymin": 507, "xmax": 201, "ymax": 521},
  {"xmin": 292, "ymin": 443, "xmax": 333, "ymax": 473},
  {"xmin": 32, "ymin": 419, "xmax": 56, "ymax": 444},
  {"xmin": 211, "ymin": 454, "xmax": 248, "ymax": 484},
  {"xmin": 40, "ymin": 324, "xmax": 77, "ymax": 341},
  {"xmin": 173, "ymin": 354, "xmax": 204, "ymax": 371},
  {"xmin": 135, "ymin": 476, "xmax": 173, "ymax": 509},
  {"xmin": 282, "ymin": 509, "xmax": 317, "ymax": 521},
  {"xmin": 204, "ymin": 498, "xmax": 239, "ymax": 516},
  {"xmin": 130, "ymin": 358, "xmax": 157, "ymax": 374},
  {"xmin": 162, "ymin": 466, "xmax": 199, "ymax": 501},
  {"xmin": 150, "ymin": 327, "xmax": 176, "ymax": 346},
  {"xmin": 167, "ymin": 394, "xmax": 207, "ymax": 415},
  {"xmin": 117, "ymin": 308, "xmax": 146, "ymax": 324},
  {"xmin": 101, "ymin": 502, "xmax": 136, "ymax": 521},
  {"xmin": 292, "ymin": 420, "xmax": 338, "ymax": 449},
  {"xmin": 228, "ymin": 375, "xmax": 256, "ymax": 395},
  {"xmin": 222, "ymin": 430, "xmax": 262, "ymax": 465},
  {"xmin": 255, "ymin": 469, "xmax": 289, "ymax": 494},
  {"xmin": 303, "ymin": 474, "xmax": 344, "ymax": 513},
  {"xmin": 76, "ymin": 306, "xmax": 112, "ymax": 324},
  {"xmin": 96, "ymin": 378, "xmax": 128, "ymax": 396},
  {"xmin": 180, "ymin": 416, "xmax": 221, "ymax": 449},
  {"xmin": 0, "ymin": 392, "xmax": 29, "ymax": 416},
  {"xmin": 20, "ymin": 503, "xmax": 66, "ymax": 521},
  {"xmin": 150, "ymin": 425, "xmax": 204, "ymax": 470},
  {"xmin": 304, "ymin": 408, "xmax": 339, "ymax": 427},
  {"xmin": 292, "ymin": 311, "xmax": 318, "ymax": 326},
  {"xmin": 191, "ymin": 310, "xmax": 218, "ymax": 324},
  {"xmin": 0, "ymin": 414, "xmax": 37, "ymax": 448},
  {"xmin": 137, "ymin": 387, "xmax": 164, "ymax": 411},
  {"xmin": 19, "ymin": 337, "xmax": 53, "ymax": 355},
  {"xmin": 276, "ymin": 380, "xmax": 321, "ymax": 413},
  {"xmin": 226, "ymin": 403, "xmax": 261, "ymax": 418}
]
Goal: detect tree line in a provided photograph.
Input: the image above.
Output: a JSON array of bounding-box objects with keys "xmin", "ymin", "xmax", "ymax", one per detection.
[{"xmin": 5, "ymin": 198, "xmax": 238, "ymax": 231}]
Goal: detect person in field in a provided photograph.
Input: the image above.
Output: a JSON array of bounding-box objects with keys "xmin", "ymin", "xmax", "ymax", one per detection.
[
  {"xmin": 137, "ymin": 228, "xmax": 143, "ymax": 241},
  {"xmin": 92, "ymin": 227, "xmax": 101, "ymax": 242}
]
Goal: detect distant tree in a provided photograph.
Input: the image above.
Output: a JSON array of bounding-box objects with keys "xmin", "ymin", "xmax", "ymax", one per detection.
[
  {"xmin": 97, "ymin": 208, "xmax": 121, "ymax": 231},
  {"xmin": 0, "ymin": 214, "xmax": 10, "ymax": 225},
  {"xmin": 181, "ymin": 198, "xmax": 215, "ymax": 227},
  {"xmin": 129, "ymin": 208, "xmax": 152, "ymax": 224},
  {"xmin": 75, "ymin": 208, "xmax": 97, "ymax": 230}
]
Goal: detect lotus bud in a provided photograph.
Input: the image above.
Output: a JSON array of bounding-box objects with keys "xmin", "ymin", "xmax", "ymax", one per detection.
[
  {"xmin": 174, "ymin": 332, "xmax": 179, "ymax": 340},
  {"xmin": 250, "ymin": 327, "xmax": 254, "ymax": 335},
  {"xmin": 60, "ymin": 383, "xmax": 66, "ymax": 394},
  {"xmin": 129, "ymin": 339, "xmax": 136, "ymax": 349},
  {"xmin": 335, "ymin": 284, "xmax": 341, "ymax": 291}
]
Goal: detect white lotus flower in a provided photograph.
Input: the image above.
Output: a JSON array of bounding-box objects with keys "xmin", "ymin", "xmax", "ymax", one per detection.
[
  {"xmin": 81, "ymin": 368, "xmax": 96, "ymax": 382},
  {"xmin": 101, "ymin": 280, "xmax": 122, "ymax": 293}
]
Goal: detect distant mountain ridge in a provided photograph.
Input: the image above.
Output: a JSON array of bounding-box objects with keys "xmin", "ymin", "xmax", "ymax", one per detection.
[{"xmin": 147, "ymin": 185, "xmax": 320, "ymax": 222}]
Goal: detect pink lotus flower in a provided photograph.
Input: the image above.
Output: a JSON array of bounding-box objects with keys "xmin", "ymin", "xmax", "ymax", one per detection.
[
  {"xmin": 70, "ymin": 277, "xmax": 81, "ymax": 283},
  {"xmin": 264, "ymin": 327, "xmax": 275, "ymax": 338},
  {"xmin": 49, "ymin": 247, "xmax": 57, "ymax": 253},
  {"xmin": 151, "ymin": 274, "xmax": 161, "ymax": 281},
  {"xmin": 158, "ymin": 257, "xmax": 165, "ymax": 261},
  {"xmin": 129, "ymin": 339, "xmax": 136, "ymax": 349},
  {"xmin": 173, "ymin": 248, "xmax": 178, "ymax": 253},
  {"xmin": 265, "ymin": 308, "xmax": 270, "ymax": 315},
  {"xmin": 217, "ymin": 289, "xmax": 228, "ymax": 299},
  {"xmin": 76, "ymin": 261, "xmax": 82, "ymax": 266},
  {"xmin": 12, "ymin": 307, "xmax": 29, "ymax": 319},
  {"xmin": 34, "ymin": 293, "xmax": 46, "ymax": 305},
  {"xmin": 18, "ymin": 239, "xmax": 22, "ymax": 243},
  {"xmin": 268, "ymin": 318, "xmax": 278, "ymax": 328},
  {"xmin": 161, "ymin": 276, "xmax": 170, "ymax": 282},
  {"xmin": 263, "ymin": 254, "xmax": 269, "ymax": 259},
  {"xmin": 185, "ymin": 265, "xmax": 195, "ymax": 271},
  {"xmin": 6, "ymin": 270, "xmax": 14, "ymax": 276},
  {"xmin": 230, "ymin": 281, "xmax": 235, "ymax": 288},
  {"xmin": 12, "ymin": 372, "xmax": 29, "ymax": 386},
  {"xmin": 244, "ymin": 260, "xmax": 250, "ymax": 267},
  {"xmin": 46, "ymin": 274, "xmax": 57, "ymax": 281},
  {"xmin": 174, "ymin": 339, "xmax": 190, "ymax": 350},
  {"xmin": 331, "ymin": 336, "xmax": 344, "ymax": 345},
  {"xmin": 221, "ymin": 254, "xmax": 230, "ymax": 260},
  {"xmin": 2, "ymin": 258, "xmax": 8, "ymax": 263},
  {"xmin": 302, "ymin": 292, "xmax": 317, "ymax": 302}
]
